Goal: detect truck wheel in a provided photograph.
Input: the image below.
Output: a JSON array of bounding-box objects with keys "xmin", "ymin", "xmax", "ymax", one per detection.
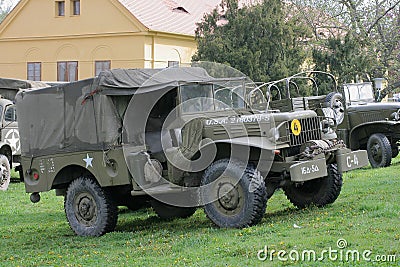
[
  {"xmin": 151, "ymin": 200, "xmax": 196, "ymax": 219},
  {"xmin": 201, "ymin": 159, "xmax": 267, "ymax": 228},
  {"xmin": 0, "ymin": 155, "xmax": 10, "ymax": 190},
  {"xmin": 64, "ymin": 177, "xmax": 118, "ymax": 236},
  {"xmin": 325, "ymin": 92, "xmax": 343, "ymax": 107},
  {"xmin": 283, "ymin": 164, "xmax": 342, "ymax": 209},
  {"xmin": 367, "ymin": 133, "xmax": 392, "ymax": 168},
  {"xmin": 325, "ymin": 92, "xmax": 344, "ymax": 124}
]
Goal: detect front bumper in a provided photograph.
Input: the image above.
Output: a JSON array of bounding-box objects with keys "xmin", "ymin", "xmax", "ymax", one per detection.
[
  {"xmin": 335, "ymin": 148, "xmax": 368, "ymax": 172},
  {"xmin": 289, "ymin": 148, "xmax": 368, "ymax": 182}
]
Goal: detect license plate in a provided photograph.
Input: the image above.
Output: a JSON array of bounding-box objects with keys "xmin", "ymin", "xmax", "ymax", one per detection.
[{"xmin": 289, "ymin": 158, "xmax": 328, "ymax": 182}]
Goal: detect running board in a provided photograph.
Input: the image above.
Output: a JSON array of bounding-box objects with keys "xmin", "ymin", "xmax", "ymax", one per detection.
[{"xmin": 131, "ymin": 183, "xmax": 188, "ymax": 196}]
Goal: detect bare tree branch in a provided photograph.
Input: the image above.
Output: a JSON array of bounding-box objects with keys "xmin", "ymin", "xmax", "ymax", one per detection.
[{"xmin": 367, "ymin": 0, "xmax": 400, "ymax": 34}]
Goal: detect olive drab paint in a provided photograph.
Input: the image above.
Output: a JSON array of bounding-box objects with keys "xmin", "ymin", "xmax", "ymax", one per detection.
[{"xmin": 15, "ymin": 66, "xmax": 368, "ymax": 236}]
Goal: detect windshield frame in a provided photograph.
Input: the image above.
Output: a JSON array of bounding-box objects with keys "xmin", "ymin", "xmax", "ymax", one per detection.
[
  {"xmin": 343, "ymin": 82, "xmax": 375, "ymax": 105},
  {"xmin": 178, "ymin": 79, "xmax": 248, "ymax": 114}
]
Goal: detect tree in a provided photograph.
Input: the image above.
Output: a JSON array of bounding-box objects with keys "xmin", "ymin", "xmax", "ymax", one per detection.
[
  {"xmin": 290, "ymin": 0, "xmax": 400, "ymax": 96},
  {"xmin": 193, "ymin": 0, "xmax": 310, "ymax": 82},
  {"xmin": 0, "ymin": 0, "xmax": 13, "ymax": 23},
  {"xmin": 312, "ymin": 33, "xmax": 373, "ymax": 85}
]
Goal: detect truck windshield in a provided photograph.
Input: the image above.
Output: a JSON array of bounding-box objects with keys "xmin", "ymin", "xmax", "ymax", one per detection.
[
  {"xmin": 344, "ymin": 83, "xmax": 374, "ymax": 103},
  {"xmin": 180, "ymin": 82, "xmax": 246, "ymax": 113}
]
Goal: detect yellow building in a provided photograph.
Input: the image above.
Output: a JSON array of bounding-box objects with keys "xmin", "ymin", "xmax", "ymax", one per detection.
[{"xmin": 0, "ymin": 0, "xmax": 220, "ymax": 81}]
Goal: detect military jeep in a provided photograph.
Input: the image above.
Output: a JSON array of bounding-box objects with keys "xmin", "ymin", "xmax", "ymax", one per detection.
[
  {"xmin": 266, "ymin": 72, "xmax": 400, "ymax": 168},
  {"xmin": 16, "ymin": 65, "xmax": 368, "ymax": 236},
  {"xmin": 0, "ymin": 78, "xmax": 48, "ymax": 190}
]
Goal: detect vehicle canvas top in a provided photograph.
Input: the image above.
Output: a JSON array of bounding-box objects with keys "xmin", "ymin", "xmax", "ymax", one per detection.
[
  {"xmin": 15, "ymin": 67, "xmax": 245, "ymax": 158},
  {"xmin": 96, "ymin": 67, "xmax": 242, "ymax": 95},
  {"xmin": 0, "ymin": 78, "xmax": 48, "ymax": 100}
]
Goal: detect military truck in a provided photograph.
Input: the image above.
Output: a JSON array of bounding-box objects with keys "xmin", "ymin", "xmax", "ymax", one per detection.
[
  {"xmin": 16, "ymin": 66, "xmax": 368, "ymax": 236},
  {"xmin": 0, "ymin": 78, "xmax": 48, "ymax": 190},
  {"xmin": 265, "ymin": 72, "xmax": 400, "ymax": 168}
]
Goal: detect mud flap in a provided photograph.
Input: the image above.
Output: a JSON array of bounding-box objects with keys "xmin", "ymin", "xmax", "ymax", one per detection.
[
  {"xmin": 289, "ymin": 158, "xmax": 328, "ymax": 182},
  {"xmin": 336, "ymin": 149, "xmax": 368, "ymax": 172}
]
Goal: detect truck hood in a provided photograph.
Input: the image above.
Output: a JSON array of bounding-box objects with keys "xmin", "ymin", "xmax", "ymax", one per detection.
[
  {"xmin": 347, "ymin": 102, "xmax": 400, "ymax": 112},
  {"xmin": 203, "ymin": 109, "xmax": 320, "ymax": 147},
  {"xmin": 204, "ymin": 109, "xmax": 317, "ymax": 126}
]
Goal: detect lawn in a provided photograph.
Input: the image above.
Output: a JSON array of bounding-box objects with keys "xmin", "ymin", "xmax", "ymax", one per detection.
[{"xmin": 0, "ymin": 161, "xmax": 399, "ymax": 267}]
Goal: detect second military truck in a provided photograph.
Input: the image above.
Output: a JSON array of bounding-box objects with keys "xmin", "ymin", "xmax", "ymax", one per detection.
[{"xmin": 264, "ymin": 72, "xmax": 400, "ymax": 168}]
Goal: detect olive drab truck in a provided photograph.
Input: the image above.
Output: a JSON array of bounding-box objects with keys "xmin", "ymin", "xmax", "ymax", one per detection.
[
  {"xmin": 0, "ymin": 78, "xmax": 48, "ymax": 190},
  {"xmin": 16, "ymin": 65, "xmax": 368, "ymax": 236},
  {"xmin": 264, "ymin": 71, "xmax": 400, "ymax": 168}
]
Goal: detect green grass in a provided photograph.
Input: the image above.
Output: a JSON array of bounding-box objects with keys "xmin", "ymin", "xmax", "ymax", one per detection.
[{"xmin": 1, "ymin": 162, "xmax": 400, "ymax": 267}]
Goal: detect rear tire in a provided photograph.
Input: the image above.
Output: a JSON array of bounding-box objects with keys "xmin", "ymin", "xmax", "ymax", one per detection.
[
  {"xmin": 367, "ymin": 133, "xmax": 392, "ymax": 168},
  {"xmin": 201, "ymin": 159, "xmax": 267, "ymax": 228},
  {"xmin": 151, "ymin": 200, "xmax": 196, "ymax": 220},
  {"xmin": 283, "ymin": 164, "xmax": 342, "ymax": 209},
  {"xmin": 65, "ymin": 177, "xmax": 118, "ymax": 236},
  {"xmin": 0, "ymin": 155, "xmax": 10, "ymax": 190}
]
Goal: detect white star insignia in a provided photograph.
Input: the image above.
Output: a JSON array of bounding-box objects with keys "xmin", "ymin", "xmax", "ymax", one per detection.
[
  {"xmin": 5, "ymin": 129, "xmax": 20, "ymax": 153},
  {"xmin": 83, "ymin": 154, "xmax": 93, "ymax": 168}
]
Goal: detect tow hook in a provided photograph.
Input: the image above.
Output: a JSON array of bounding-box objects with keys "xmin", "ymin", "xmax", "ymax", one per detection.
[{"xmin": 30, "ymin": 192, "xmax": 41, "ymax": 203}]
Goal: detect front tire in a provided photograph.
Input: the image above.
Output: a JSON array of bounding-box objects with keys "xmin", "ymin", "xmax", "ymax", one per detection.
[
  {"xmin": 201, "ymin": 159, "xmax": 267, "ymax": 228},
  {"xmin": 65, "ymin": 177, "xmax": 118, "ymax": 236},
  {"xmin": 367, "ymin": 133, "xmax": 392, "ymax": 168},
  {"xmin": 283, "ymin": 164, "xmax": 342, "ymax": 209}
]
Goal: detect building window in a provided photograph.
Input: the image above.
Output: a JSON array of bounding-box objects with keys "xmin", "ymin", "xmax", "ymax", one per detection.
[
  {"xmin": 95, "ymin": 61, "xmax": 111, "ymax": 76},
  {"xmin": 72, "ymin": 0, "xmax": 80, "ymax": 15},
  {"xmin": 58, "ymin": 61, "xmax": 78, "ymax": 82},
  {"xmin": 27, "ymin": 62, "xmax": 41, "ymax": 81},
  {"xmin": 168, "ymin": 61, "xmax": 179, "ymax": 68},
  {"xmin": 56, "ymin": 1, "xmax": 65, "ymax": 16}
]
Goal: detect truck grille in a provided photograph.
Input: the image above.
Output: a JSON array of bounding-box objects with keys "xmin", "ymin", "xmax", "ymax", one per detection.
[
  {"xmin": 361, "ymin": 112, "xmax": 384, "ymax": 122},
  {"xmin": 289, "ymin": 117, "xmax": 322, "ymax": 146}
]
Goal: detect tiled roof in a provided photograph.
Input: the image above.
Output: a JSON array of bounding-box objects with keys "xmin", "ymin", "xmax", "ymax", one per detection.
[{"xmin": 118, "ymin": 0, "xmax": 222, "ymax": 36}]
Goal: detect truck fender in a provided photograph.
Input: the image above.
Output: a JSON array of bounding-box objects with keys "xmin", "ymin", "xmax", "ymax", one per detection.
[
  {"xmin": 349, "ymin": 120, "xmax": 400, "ymax": 149},
  {"xmin": 198, "ymin": 136, "xmax": 284, "ymax": 164},
  {"xmin": 200, "ymin": 136, "xmax": 280, "ymax": 152}
]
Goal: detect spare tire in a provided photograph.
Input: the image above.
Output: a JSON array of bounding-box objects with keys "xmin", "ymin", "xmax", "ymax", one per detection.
[{"xmin": 325, "ymin": 92, "xmax": 344, "ymax": 125}]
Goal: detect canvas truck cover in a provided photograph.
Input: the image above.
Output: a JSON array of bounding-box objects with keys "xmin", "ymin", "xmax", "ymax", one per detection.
[
  {"xmin": 96, "ymin": 67, "xmax": 218, "ymax": 94},
  {"xmin": 15, "ymin": 67, "xmax": 228, "ymax": 157},
  {"xmin": 0, "ymin": 78, "xmax": 48, "ymax": 100}
]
